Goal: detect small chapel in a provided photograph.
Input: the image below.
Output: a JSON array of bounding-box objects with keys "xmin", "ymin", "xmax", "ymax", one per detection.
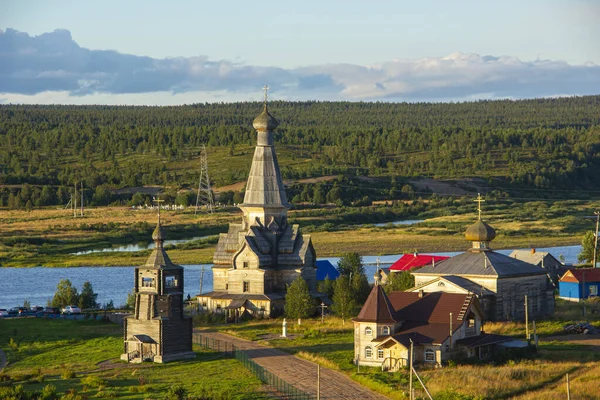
[
  {"xmin": 121, "ymin": 215, "xmax": 194, "ymax": 363},
  {"xmin": 197, "ymin": 92, "xmax": 322, "ymax": 318},
  {"xmin": 410, "ymin": 195, "xmax": 555, "ymax": 321}
]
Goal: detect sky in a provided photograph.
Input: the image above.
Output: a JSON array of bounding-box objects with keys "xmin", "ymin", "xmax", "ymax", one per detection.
[{"xmin": 1, "ymin": 0, "xmax": 599, "ymax": 104}]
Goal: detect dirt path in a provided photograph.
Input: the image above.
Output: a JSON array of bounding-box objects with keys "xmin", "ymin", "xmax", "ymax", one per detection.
[{"xmin": 195, "ymin": 330, "xmax": 388, "ymax": 400}]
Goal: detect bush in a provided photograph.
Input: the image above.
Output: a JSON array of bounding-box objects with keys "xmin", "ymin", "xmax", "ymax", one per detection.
[
  {"xmin": 61, "ymin": 370, "xmax": 76, "ymax": 380},
  {"xmin": 81, "ymin": 375, "xmax": 107, "ymax": 388},
  {"xmin": 166, "ymin": 385, "xmax": 187, "ymax": 400}
]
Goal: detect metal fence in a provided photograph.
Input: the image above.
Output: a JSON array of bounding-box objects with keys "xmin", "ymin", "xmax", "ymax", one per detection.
[{"xmin": 193, "ymin": 334, "xmax": 315, "ymax": 400}]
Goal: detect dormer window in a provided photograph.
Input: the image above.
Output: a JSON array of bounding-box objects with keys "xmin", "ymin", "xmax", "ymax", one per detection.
[
  {"xmin": 243, "ymin": 262, "xmax": 249, "ymax": 269},
  {"xmin": 382, "ymin": 326, "xmax": 390, "ymax": 335},
  {"xmin": 365, "ymin": 327, "xmax": 372, "ymax": 336}
]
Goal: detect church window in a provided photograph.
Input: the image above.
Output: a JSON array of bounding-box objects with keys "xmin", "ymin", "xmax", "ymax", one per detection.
[
  {"xmin": 378, "ymin": 349, "xmax": 384, "ymax": 359},
  {"xmin": 142, "ymin": 277, "xmax": 154, "ymax": 287},
  {"xmin": 243, "ymin": 281, "xmax": 250, "ymax": 292},
  {"xmin": 365, "ymin": 346, "xmax": 373, "ymax": 359},
  {"xmin": 365, "ymin": 326, "xmax": 372, "ymax": 336},
  {"xmin": 165, "ymin": 276, "xmax": 178, "ymax": 288},
  {"xmin": 425, "ymin": 349, "xmax": 435, "ymax": 362},
  {"xmin": 225, "ymin": 283, "xmax": 229, "ymax": 290},
  {"xmin": 438, "ymin": 282, "xmax": 445, "ymax": 287},
  {"xmin": 382, "ymin": 326, "xmax": 390, "ymax": 335},
  {"xmin": 243, "ymin": 262, "xmax": 249, "ymax": 269}
]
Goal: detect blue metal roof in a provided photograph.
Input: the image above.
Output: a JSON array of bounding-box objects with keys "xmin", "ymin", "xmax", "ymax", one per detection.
[{"xmin": 316, "ymin": 260, "xmax": 340, "ymax": 281}]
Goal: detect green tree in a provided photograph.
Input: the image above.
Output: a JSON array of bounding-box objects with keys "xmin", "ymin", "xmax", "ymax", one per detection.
[
  {"xmin": 337, "ymin": 252, "xmax": 364, "ymax": 276},
  {"xmin": 351, "ymin": 271, "xmax": 371, "ymax": 306},
  {"xmin": 51, "ymin": 279, "xmax": 79, "ymax": 308},
  {"xmin": 578, "ymin": 231, "xmax": 598, "ymax": 265},
  {"xmin": 125, "ymin": 289, "xmax": 136, "ymax": 310},
  {"xmin": 130, "ymin": 192, "xmax": 146, "ymax": 206},
  {"xmin": 79, "ymin": 281, "xmax": 99, "ymax": 309},
  {"xmin": 317, "ymin": 276, "xmax": 334, "ymax": 299},
  {"xmin": 331, "ymin": 275, "xmax": 356, "ymax": 324},
  {"xmin": 284, "ymin": 276, "xmax": 314, "ymax": 324},
  {"xmin": 385, "ymin": 271, "xmax": 415, "ymax": 293}
]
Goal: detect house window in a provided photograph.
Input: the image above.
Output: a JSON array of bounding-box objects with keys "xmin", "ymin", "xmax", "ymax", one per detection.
[
  {"xmin": 243, "ymin": 281, "xmax": 250, "ymax": 292},
  {"xmin": 243, "ymin": 261, "xmax": 249, "ymax": 269},
  {"xmin": 142, "ymin": 277, "xmax": 154, "ymax": 287},
  {"xmin": 365, "ymin": 327, "xmax": 372, "ymax": 336},
  {"xmin": 378, "ymin": 349, "xmax": 384, "ymax": 359},
  {"xmin": 365, "ymin": 347, "xmax": 373, "ymax": 359},
  {"xmin": 425, "ymin": 349, "xmax": 435, "ymax": 362},
  {"xmin": 382, "ymin": 326, "xmax": 390, "ymax": 335},
  {"xmin": 468, "ymin": 318, "xmax": 476, "ymax": 328},
  {"xmin": 165, "ymin": 276, "xmax": 178, "ymax": 288},
  {"xmin": 590, "ymin": 285, "xmax": 598, "ymax": 297}
]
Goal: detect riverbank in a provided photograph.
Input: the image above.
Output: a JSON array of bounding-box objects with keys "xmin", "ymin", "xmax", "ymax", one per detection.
[{"xmin": 1, "ymin": 200, "xmax": 594, "ymax": 268}]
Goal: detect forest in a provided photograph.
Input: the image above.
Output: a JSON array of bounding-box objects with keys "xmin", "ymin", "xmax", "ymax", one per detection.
[{"xmin": 0, "ymin": 96, "xmax": 599, "ymax": 208}]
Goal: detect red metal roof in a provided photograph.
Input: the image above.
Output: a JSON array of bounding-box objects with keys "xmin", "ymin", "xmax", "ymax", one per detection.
[
  {"xmin": 389, "ymin": 254, "xmax": 450, "ymax": 272},
  {"xmin": 560, "ymin": 268, "xmax": 600, "ymax": 283}
]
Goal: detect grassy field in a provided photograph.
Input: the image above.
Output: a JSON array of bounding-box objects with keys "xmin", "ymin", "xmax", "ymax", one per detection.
[
  {"xmin": 1, "ymin": 198, "xmax": 597, "ymax": 267},
  {"xmin": 0, "ymin": 318, "xmax": 270, "ymax": 399},
  {"xmin": 198, "ymin": 297, "xmax": 600, "ymax": 400}
]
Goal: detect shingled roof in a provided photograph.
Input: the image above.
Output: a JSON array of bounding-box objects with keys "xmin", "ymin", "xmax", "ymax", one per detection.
[
  {"xmin": 354, "ymin": 285, "xmax": 399, "ymax": 323},
  {"xmin": 561, "ymin": 268, "xmax": 600, "ymax": 283},
  {"xmin": 414, "ymin": 249, "xmax": 547, "ymax": 277}
]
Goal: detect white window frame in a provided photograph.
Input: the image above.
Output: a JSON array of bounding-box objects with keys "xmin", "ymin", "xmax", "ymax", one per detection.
[
  {"xmin": 365, "ymin": 326, "xmax": 372, "ymax": 336},
  {"xmin": 378, "ymin": 348, "xmax": 384, "ymax": 359},
  {"xmin": 590, "ymin": 285, "xmax": 598, "ymax": 296},
  {"xmin": 365, "ymin": 346, "xmax": 373, "ymax": 359},
  {"xmin": 382, "ymin": 326, "xmax": 390, "ymax": 335},
  {"xmin": 425, "ymin": 349, "xmax": 435, "ymax": 362}
]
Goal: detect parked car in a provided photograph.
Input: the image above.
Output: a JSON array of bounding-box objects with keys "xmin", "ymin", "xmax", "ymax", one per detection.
[
  {"xmin": 0, "ymin": 309, "xmax": 8, "ymax": 317},
  {"xmin": 61, "ymin": 305, "xmax": 81, "ymax": 314},
  {"xmin": 8, "ymin": 307, "xmax": 28, "ymax": 316},
  {"xmin": 43, "ymin": 307, "xmax": 61, "ymax": 315}
]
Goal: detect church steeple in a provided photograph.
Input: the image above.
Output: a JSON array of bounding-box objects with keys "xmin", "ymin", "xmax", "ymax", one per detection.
[
  {"xmin": 465, "ymin": 193, "xmax": 496, "ymax": 251},
  {"xmin": 240, "ymin": 87, "xmax": 289, "ymax": 227}
]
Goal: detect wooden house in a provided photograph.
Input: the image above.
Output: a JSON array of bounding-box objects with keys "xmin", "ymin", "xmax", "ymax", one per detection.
[{"xmin": 559, "ymin": 268, "xmax": 600, "ymax": 302}]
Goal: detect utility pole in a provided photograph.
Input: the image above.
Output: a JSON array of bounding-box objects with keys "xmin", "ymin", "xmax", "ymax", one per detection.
[
  {"xmin": 199, "ymin": 265, "xmax": 205, "ymax": 295},
  {"xmin": 409, "ymin": 338, "xmax": 414, "ymax": 400},
  {"xmin": 73, "ymin": 183, "xmax": 77, "ymax": 218},
  {"xmin": 566, "ymin": 373, "xmax": 571, "ymax": 400},
  {"xmin": 594, "ymin": 211, "xmax": 599, "ymax": 268},
  {"xmin": 80, "ymin": 182, "xmax": 84, "ymax": 216},
  {"xmin": 449, "ymin": 313, "xmax": 453, "ymax": 349},
  {"xmin": 195, "ymin": 144, "xmax": 215, "ymax": 214},
  {"xmin": 317, "ymin": 364, "xmax": 320, "ymax": 400},
  {"xmin": 524, "ymin": 295, "xmax": 529, "ymax": 340}
]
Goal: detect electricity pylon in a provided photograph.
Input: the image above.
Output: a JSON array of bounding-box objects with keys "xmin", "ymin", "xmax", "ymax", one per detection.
[{"xmin": 195, "ymin": 144, "xmax": 214, "ymax": 214}]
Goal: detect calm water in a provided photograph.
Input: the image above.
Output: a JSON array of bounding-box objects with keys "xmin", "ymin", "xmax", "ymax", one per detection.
[
  {"xmin": 0, "ymin": 245, "xmax": 581, "ymax": 310},
  {"xmin": 71, "ymin": 236, "xmax": 214, "ymax": 255},
  {"xmin": 372, "ymin": 219, "xmax": 425, "ymax": 227}
]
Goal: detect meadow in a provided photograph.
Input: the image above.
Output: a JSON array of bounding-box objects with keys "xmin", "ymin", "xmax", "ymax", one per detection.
[
  {"xmin": 0, "ymin": 318, "xmax": 269, "ymax": 399},
  {"xmin": 1, "ymin": 198, "xmax": 597, "ymax": 268}
]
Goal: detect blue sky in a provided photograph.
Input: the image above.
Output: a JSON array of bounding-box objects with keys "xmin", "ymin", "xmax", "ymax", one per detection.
[{"xmin": 1, "ymin": 0, "xmax": 599, "ymax": 104}]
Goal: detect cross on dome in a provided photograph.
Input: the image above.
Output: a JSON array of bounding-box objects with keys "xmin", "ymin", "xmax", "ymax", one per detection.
[
  {"xmin": 153, "ymin": 196, "xmax": 165, "ymax": 222},
  {"xmin": 474, "ymin": 193, "xmax": 485, "ymax": 220},
  {"xmin": 262, "ymin": 84, "xmax": 269, "ymax": 104}
]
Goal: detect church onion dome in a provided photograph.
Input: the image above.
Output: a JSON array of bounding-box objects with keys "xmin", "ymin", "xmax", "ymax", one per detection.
[
  {"xmin": 152, "ymin": 221, "xmax": 166, "ymax": 243},
  {"xmin": 252, "ymin": 104, "xmax": 279, "ymax": 131},
  {"xmin": 465, "ymin": 220, "xmax": 496, "ymax": 242}
]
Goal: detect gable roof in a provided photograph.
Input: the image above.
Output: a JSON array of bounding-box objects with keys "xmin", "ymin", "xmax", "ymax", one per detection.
[
  {"xmin": 389, "ymin": 254, "xmax": 450, "ymax": 272},
  {"xmin": 560, "ymin": 268, "xmax": 600, "ymax": 283},
  {"xmin": 315, "ymin": 260, "xmax": 340, "ymax": 281},
  {"xmin": 414, "ymin": 250, "xmax": 547, "ymax": 277},
  {"xmin": 384, "ymin": 291, "xmax": 476, "ymax": 345},
  {"xmin": 509, "ymin": 250, "xmax": 560, "ymax": 266},
  {"xmin": 354, "ymin": 285, "xmax": 399, "ymax": 323},
  {"xmin": 409, "ymin": 275, "xmax": 494, "ymax": 296}
]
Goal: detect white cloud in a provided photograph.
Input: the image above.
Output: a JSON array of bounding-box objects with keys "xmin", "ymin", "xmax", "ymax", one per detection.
[{"xmin": 1, "ymin": 28, "xmax": 599, "ymax": 104}]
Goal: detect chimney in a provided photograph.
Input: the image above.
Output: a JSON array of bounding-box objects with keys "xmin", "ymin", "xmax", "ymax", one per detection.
[
  {"xmin": 418, "ymin": 289, "xmax": 425, "ymax": 298},
  {"xmin": 531, "ymin": 248, "xmax": 536, "ymax": 254}
]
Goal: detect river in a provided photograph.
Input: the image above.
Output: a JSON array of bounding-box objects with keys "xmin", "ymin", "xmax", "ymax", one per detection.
[{"xmin": 0, "ymin": 245, "xmax": 582, "ymax": 310}]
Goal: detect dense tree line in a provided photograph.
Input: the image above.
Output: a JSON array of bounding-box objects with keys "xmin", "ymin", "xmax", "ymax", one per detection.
[{"xmin": 1, "ymin": 96, "xmax": 599, "ymax": 208}]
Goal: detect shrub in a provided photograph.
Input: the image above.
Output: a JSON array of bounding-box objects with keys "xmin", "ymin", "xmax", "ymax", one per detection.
[
  {"xmin": 61, "ymin": 370, "xmax": 76, "ymax": 380},
  {"xmin": 166, "ymin": 385, "xmax": 188, "ymax": 400},
  {"xmin": 81, "ymin": 375, "xmax": 107, "ymax": 388}
]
